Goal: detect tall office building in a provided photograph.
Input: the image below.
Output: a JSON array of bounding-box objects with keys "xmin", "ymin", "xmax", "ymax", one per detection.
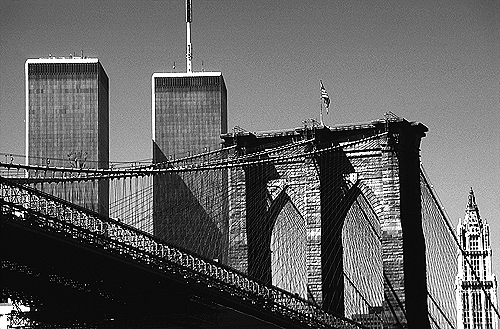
[
  {"xmin": 456, "ymin": 188, "xmax": 498, "ymax": 329},
  {"xmin": 151, "ymin": 72, "xmax": 228, "ymax": 260},
  {"xmin": 152, "ymin": 72, "xmax": 227, "ymax": 159},
  {"xmin": 26, "ymin": 57, "xmax": 109, "ymax": 215}
]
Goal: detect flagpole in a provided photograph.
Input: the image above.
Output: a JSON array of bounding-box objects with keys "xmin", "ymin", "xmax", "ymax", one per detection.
[{"xmin": 319, "ymin": 81, "xmax": 324, "ymax": 126}]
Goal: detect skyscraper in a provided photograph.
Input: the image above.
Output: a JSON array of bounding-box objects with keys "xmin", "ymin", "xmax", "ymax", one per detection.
[
  {"xmin": 150, "ymin": 0, "xmax": 228, "ymax": 261},
  {"xmin": 151, "ymin": 72, "xmax": 228, "ymax": 261},
  {"xmin": 152, "ymin": 72, "xmax": 227, "ymax": 160},
  {"xmin": 25, "ymin": 57, "xmax": 109, "ymax": 215},
  {"xmin": 456, "ymin": 188, "xmax": 498, "ymax": 329}
]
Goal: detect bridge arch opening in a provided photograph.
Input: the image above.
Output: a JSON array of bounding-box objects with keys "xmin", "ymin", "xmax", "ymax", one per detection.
[{"xmin": 270, "ymin": 194, "xmax": 308, "ymax": 299}]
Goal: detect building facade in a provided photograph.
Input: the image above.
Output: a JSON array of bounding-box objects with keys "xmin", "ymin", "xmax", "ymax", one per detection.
[
  {"xmin": 456, "ymin": 188, "xmax": 498, "ymax": 329},
  {"xmin": 151, "ymin": 72, "xmax": 227, "ymax": 160},
  {"xmin": 151, "ymin": 72, "xmax": 228, "ymax": 261},
  {"xmin": 25, "ymin": 57, "xmax": 109, "ymax": 215}
]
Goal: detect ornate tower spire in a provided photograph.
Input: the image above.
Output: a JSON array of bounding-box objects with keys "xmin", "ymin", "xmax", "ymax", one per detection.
[
  {"xmin": 463, "ymin": 187, "xmax": 481, "ymax": 226},
  {"xmin": 467, "ymin": 187, "xmax": 479, "ymax": 213},
  {"xmin": 456, "ymin": 188, "xmax": 498, "ymax": 329}
]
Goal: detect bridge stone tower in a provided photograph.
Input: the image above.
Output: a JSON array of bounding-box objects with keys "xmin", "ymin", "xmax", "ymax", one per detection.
[{"xmin": 222, "ymin": 113, "xmax": 430, "ymax": 328}]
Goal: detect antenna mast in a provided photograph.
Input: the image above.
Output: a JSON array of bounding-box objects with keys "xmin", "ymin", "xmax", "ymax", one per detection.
[{"xmin": 186, "ymin": 0, "xmax": 193, "ymax": 73}]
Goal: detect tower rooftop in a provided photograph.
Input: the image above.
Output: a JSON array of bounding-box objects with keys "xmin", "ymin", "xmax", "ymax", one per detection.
[
  {"xmin": 222, "ymin": 113, "xmax": 428, "ymax": 147},
  {"xmin": 26, "ymin": 57, "xmax": 99, "ymax": 64},
  {"xmin": 152, "ymin": 72, "xmax": 222, "ymax": 78}
]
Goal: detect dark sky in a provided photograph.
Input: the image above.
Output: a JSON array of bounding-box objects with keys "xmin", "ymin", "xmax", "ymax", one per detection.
[{"xmin": 1, "ymin": 0, "xmax": 499, "ymax": 289}]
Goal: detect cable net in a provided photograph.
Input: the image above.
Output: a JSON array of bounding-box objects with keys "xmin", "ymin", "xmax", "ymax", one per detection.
[
  {"xmin": 420, "ymin": 169, "xmax": 457, "ymax": 328},
  {"xmin": 5, "ymin": 134, "xmax": 472, "ymax": 327},
  {"xmin": 0, "ymin": 136, "xmax": 394, "ymax": 324}
]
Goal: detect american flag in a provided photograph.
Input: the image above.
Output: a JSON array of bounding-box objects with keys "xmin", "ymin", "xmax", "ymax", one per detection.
[{"xmin": 320, "ymin": 80, "xmax": 330, "ymax": 113}]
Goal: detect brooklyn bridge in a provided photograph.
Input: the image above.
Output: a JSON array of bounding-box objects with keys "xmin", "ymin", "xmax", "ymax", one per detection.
[{"xmin": 1, "ymin": 114, "xmax": 494, "ymax": 328}]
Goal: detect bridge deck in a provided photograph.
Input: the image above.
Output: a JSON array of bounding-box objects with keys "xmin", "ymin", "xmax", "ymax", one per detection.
[{"xmin": 1, "ymin": 211, "xmax": 310, "ymax": 328}]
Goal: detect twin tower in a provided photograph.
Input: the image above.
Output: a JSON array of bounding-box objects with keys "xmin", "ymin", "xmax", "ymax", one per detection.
[{"xmin": 25, "ymin": 57, "xmax": 227, "ymax": 215}]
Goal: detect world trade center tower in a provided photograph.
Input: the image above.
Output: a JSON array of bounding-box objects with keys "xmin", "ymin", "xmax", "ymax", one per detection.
[
  {"xmin": 151, "ymin": 72, "xmax": 228, "ymax": 261},
  {"xmin": 25, "ymin": 57, "xmax": 109, "ymax": 216},
  {"xmin": 152, "ymin": 72, "xmax": 227, "ymax": 159}
]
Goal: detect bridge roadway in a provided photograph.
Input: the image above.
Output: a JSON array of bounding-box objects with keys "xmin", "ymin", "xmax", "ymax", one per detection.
[
  {"xmin": 2, "ymin": 209, "xmax": 320, "ymax": 329},
  {"xmin": 0, "ymin": 179, "xmax": 361, "ymax": 329}
]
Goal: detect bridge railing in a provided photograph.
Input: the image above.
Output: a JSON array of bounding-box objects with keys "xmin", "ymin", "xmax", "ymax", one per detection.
[{"xmin": 0, "ymin": 177, "xmax": 363, "ymax": 329}]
